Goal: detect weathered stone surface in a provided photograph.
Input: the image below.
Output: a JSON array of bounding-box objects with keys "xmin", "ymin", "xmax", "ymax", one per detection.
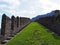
[
  {"xmin": 36, "ymin": 10, "xmax": 60, "ymax": 35},
  {"xmin": 16, "ymin": 16, "xmax": 20, "ymax": 32},
  {"xmin": 20, "ymin": 17, "xmax": 25, "ymax": 29},
  {"xmin": 0, "ymin": 14, "xmax": 31, "ymax": 44},
  {"xmin": 1, "ymin": 14, "xmax": 11, "ymax": 43},
  {"xmin": 20, "ymin": 17, "xmax": 31, "ymax": 30},
  {"xmin": 10, "ymin": 16, "xmax": 17, "ymax": 36}
]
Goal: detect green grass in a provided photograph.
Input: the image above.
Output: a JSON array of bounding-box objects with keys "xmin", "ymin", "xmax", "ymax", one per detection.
[{"xmin": 5, "ymin": 22, "xmax": 60, "ymax": 45}]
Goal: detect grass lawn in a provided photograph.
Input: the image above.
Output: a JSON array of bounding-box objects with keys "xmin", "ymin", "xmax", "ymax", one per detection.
[{"xmin": 5, "ymin": 22, "xmax": 60, "ymax": 45}]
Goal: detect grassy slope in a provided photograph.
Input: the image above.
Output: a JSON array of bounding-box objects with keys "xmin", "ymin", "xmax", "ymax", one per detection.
[{"xmin": 5, "ymin": 22, "xmax": 60, "ymax": 45}]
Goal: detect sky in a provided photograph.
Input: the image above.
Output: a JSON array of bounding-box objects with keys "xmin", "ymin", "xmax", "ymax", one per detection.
[{"xmin": 0, "ymin": 0, "xmax": 60, "ymax": 28}]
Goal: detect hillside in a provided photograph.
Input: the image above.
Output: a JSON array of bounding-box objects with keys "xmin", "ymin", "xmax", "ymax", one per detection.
[
  {"xmin": 5, "ymin": 22, "xmax": 60, "ymax": 45},
  {"xmin": 32, "ymin": 10, "xmax": 60, "ymax": 21}
]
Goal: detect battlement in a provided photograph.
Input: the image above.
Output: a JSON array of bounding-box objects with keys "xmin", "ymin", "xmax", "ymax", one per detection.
[{"xmin": 0, "ymin": 14, "xmax": 31, "ymax": 44}]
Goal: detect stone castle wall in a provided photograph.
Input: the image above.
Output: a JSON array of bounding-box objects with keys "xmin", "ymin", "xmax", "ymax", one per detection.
[
  {"xmin": 0, "ymin": 14, "xmax": 31, "ymax": 44},
  {"xmin": 36, "ymin": 10, "xmax": 60, "ymax": 35}
]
